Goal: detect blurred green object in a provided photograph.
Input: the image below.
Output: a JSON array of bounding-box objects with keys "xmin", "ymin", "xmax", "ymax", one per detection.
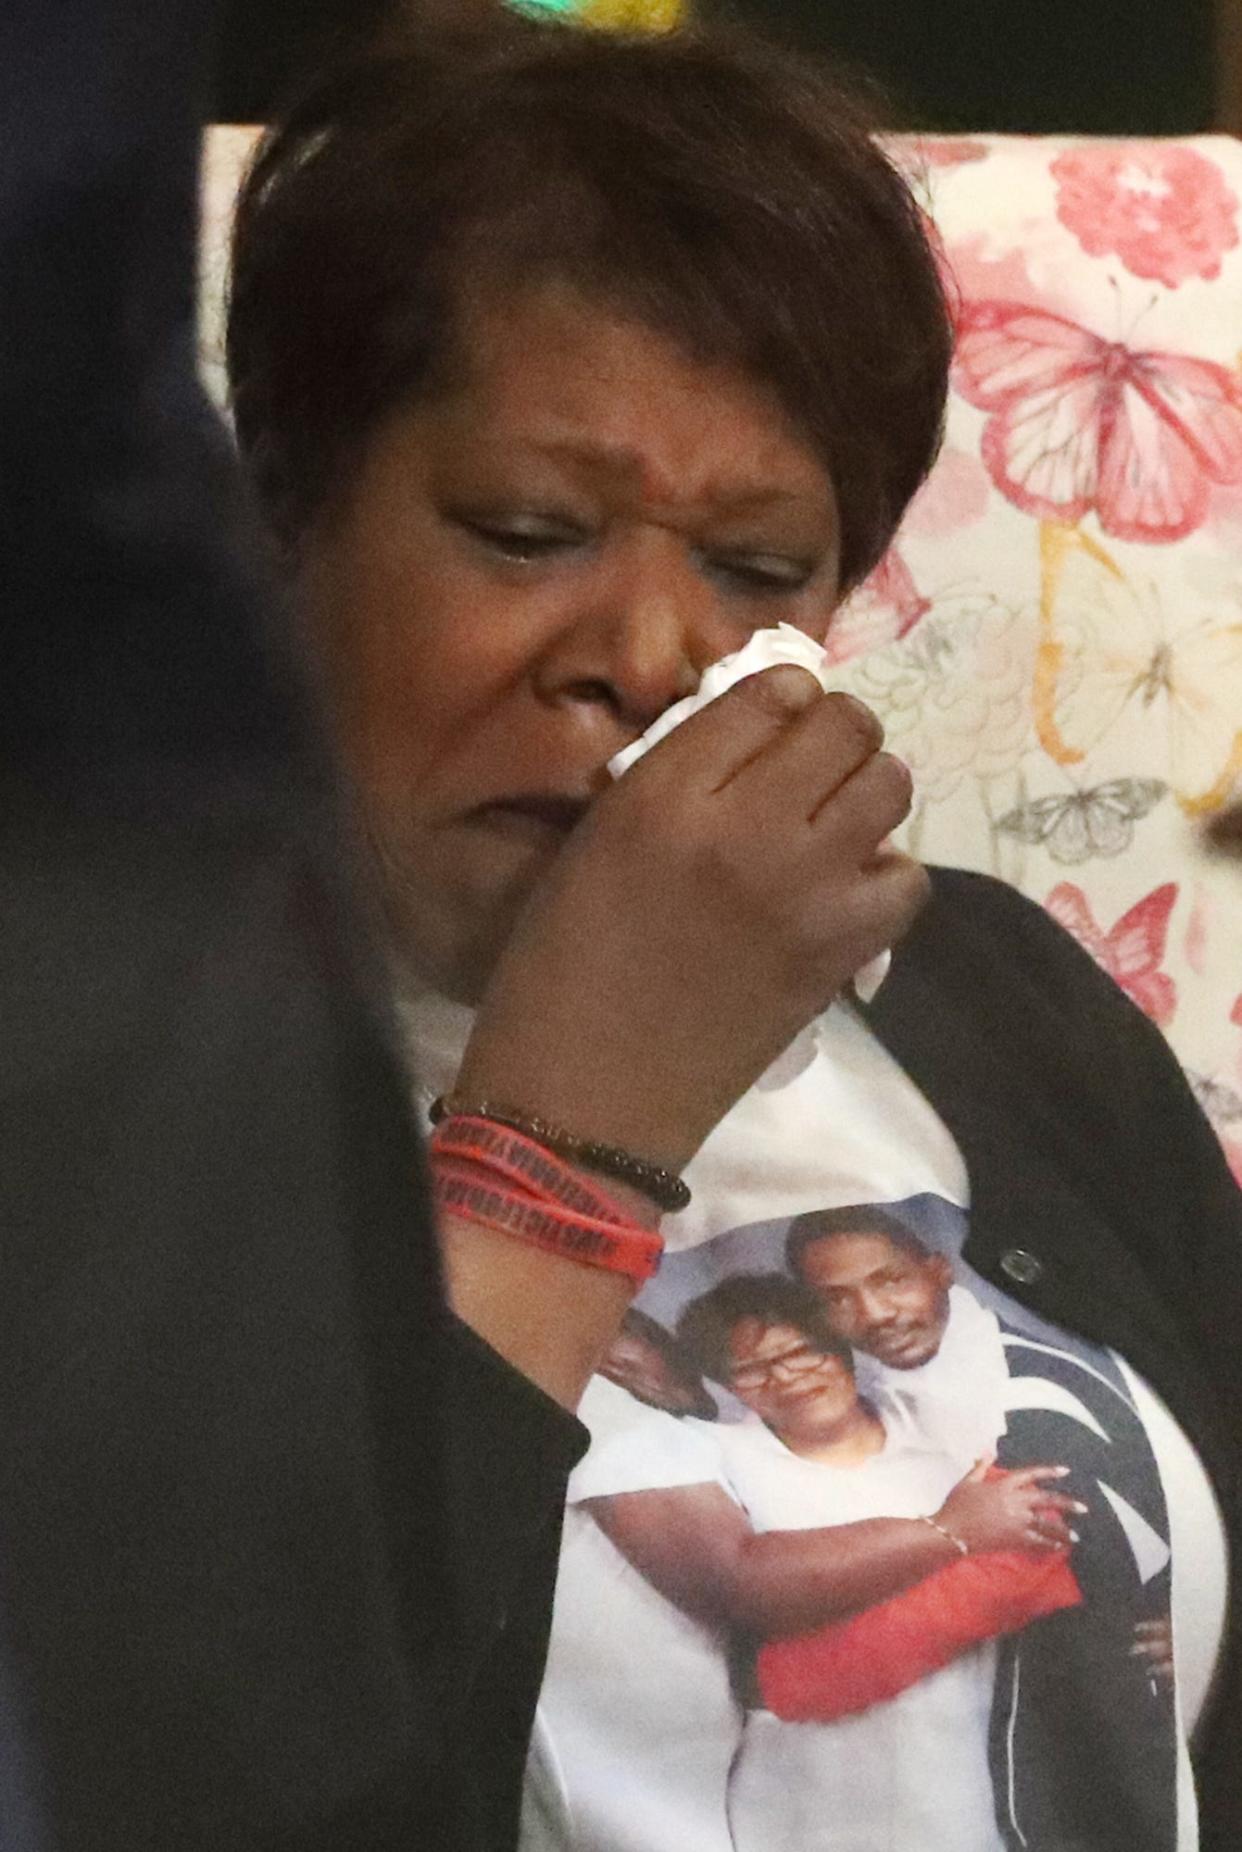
[{"xmin": 512, "ymin": 0, "xmax": 686, "ymax": 21}]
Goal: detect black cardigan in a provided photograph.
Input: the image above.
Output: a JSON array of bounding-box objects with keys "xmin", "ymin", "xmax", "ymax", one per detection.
[
  {"xmin": 0, "ymin": 4, "xmax": 583, "ymax": 1847},
  {"xmin": 865, "ymin": 867, "xmax": 1242, "ymax": 1852}
]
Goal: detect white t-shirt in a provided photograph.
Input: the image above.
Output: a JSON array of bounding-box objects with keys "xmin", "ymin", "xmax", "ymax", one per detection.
[{"xmin": 400, "ymin": 990, "xmax": 1230, "ymax": 1852}]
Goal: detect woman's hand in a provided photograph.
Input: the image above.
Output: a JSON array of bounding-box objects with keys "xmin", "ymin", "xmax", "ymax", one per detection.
[
  {"xmin": 457, "ymin": 666, "xmax": 927, "ymax": 1168},
  {"xmin": 937, "ymin": 1460, "xmax": 1084, "ymax": 1555}
]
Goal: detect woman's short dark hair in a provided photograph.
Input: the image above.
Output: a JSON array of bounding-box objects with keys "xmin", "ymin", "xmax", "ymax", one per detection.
[
  {"xmin": 676, "ymin": 1272, "xmax": 852, "ymax": 1386},
  {"xmin": 226, "ymin": 16, "xmax": 953, "ymax": 589}
]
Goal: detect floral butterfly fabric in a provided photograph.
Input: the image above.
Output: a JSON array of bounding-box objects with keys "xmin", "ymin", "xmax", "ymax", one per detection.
[{"xmin": 835, "ymin": 136, "xmax": 1242, "ymax": 1176}]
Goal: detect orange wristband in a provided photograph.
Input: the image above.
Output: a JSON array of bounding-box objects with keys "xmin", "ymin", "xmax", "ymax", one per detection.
[
  {"xmin": 428, "ymin": 1117, "xmax": 665, "ymax": 1284},
  {"xmin": 432, "ymin": 1163, "xmax": 664, "ymax": 1280},
  {"xmin": 431, "ymin": 1115, "xmax": 647, "ymax": 1225}
]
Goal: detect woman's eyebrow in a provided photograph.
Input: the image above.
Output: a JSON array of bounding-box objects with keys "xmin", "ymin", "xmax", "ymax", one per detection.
[{"xmin": 528, "ymin": 435, "xmax": 824, "ymax": 514}]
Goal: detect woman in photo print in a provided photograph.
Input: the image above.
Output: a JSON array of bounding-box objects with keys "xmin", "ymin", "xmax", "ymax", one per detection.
[
  {"xmin": 531, "ymin": 1294, "xmax": 1078, "ymax": 1852},
  {"xmin": 675, "ymin": 1269, "xmax": 1068, "ymax": 1852}
]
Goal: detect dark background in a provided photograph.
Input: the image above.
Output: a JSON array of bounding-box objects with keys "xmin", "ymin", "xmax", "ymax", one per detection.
[
  {"xmin": 212, "ymin": 0, "xmax": 1219, "ymax": 133},
  {"xmin": 724, "ymin": 0, "xmax": 1216, "ymax": 136}
]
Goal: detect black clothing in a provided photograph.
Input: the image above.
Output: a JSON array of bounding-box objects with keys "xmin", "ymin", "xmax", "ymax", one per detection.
[
  {"xmin": 995, "ymin": 1332, "xmax": 1176, "ymax": 1849},
  {"xmin": 0, "ymin": 5, "xmax": 582, "ymax": 1849},
  {"xmin": 865, "ymin": 869, "xmax": 1241, "ymax": 1851}
]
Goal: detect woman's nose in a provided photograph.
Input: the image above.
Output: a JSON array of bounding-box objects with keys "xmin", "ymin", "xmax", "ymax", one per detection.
[{"xmin": 534, "ymin": 529, "xmax": 736, "ymax": 732}]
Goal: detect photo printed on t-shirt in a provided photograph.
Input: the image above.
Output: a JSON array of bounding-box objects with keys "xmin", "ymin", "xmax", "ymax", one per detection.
[{"xmin": 532, "ymin": 1193, "xmax": 1180, "ymax": 1852}]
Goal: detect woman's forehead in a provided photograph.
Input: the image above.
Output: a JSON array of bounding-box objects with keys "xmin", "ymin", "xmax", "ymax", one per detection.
[{"xmin": 423, "ymin": 283, "xmax": 840, "ymax": 521}]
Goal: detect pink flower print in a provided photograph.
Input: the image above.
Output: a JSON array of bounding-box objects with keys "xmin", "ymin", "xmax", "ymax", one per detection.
[
  {"xmin": 901, "ymin": 446, "xmax": 991, "ymax": 540},
  {"xmin": 1052, "ymin": 144, "xmax": 1239, "ymax": 287},
  {"xmin": 913, "ymin": 137, "xmax": 990, "ymax": 170},
  {"xmin": 944, "ymin": 237, "xmax": 1068, "ymax": 320},
  {"xmin": 823, "ymin": 549, "xmax": 930, "ymax": 665},
  {"xmin": 1045, "ymin": 881, "xmax": 1178, "ymax": 1025},
  {"xmin": 893, "ymin": 136, "xmax": 990, "ymax": 178},
  {"xmin": 1183, "ymin": 886, "xmax": 1210, "ymax": 976}
]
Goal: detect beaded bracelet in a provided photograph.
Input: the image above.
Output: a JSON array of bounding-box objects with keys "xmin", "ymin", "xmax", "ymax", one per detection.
[{"xmin": 429, "ymin": 1093, "xmax": 691, "ymax": 1213}]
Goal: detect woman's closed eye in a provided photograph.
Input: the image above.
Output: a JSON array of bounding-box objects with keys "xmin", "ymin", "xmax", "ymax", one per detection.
[
  {"xmin": 452, "ymin": 512, "xmax": 818, "ymax": 593},
  {"xmin": 705, "ymin": 550, "xmax": 816, "ymax": 596},
  {"xmin": 454, "ymin": 513, "xmax": 588, "ymax": 563}
]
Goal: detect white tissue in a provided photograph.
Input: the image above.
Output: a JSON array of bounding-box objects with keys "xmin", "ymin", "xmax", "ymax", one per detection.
[
  {"xmin": 607, "ymin": 623, "xmax": 892, "ymax": 1004},
  {"xmin": 607, "ymin": 623, "xmax": 832, "ymax": 778}
]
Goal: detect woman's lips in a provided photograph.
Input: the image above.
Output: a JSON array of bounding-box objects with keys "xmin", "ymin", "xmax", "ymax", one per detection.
[
  {"xmin": 473, "ymin": 794, "xmax": 591, "ymax": 840},
  {"xmin": 777, "ymin": 1375, "xmax": 845, "ymax": 1408}
]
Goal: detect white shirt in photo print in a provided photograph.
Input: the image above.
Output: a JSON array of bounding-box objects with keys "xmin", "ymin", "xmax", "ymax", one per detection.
[
  {"xmin": 522, "ymin": 1376, "xmax": 740, "ymax": 1852},
  {"xmin": 716, "ymin": 1412, "xmax": 1003, "ymax": 1852},
  {"xmin": 401, "ymin": 986, "xmax": 1230, "ymax": 1852}
]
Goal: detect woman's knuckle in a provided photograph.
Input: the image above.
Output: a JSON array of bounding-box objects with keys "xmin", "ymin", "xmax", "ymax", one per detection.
[
  {"xmin": 825, "ymin": 690, "xmax": 885, "ymax": 753},
  {"xmin": 872, "ymin": 751, "xmax": 914, "ymax": 814}
]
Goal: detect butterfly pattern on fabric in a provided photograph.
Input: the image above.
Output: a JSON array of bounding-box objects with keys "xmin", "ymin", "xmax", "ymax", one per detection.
[
  {"xmin": 194, "ymin": 128, "xmax": 1242, "ymax": 1172},
  {"xmin": 952, "ymin": 301, "xmax": 1242, "ymax": 543},
  {"xmin": 1187, "ymin": 1070, "xmax": 1242, "ymax": 1129},
  {"xmin": 1188, "ymin": 1070, "xmax": 1242, "ymax": 1186},
  {"xmin": 995, "ymin": 779, "xmax": 1167, "ymax": 864},
  {"xmin": 1034, "ymin": 526, "xmax": 1242, "ymax": 814},
  {"xmin": 838, "ymin": 585, "xmax": 1035, "ymax": 813},
  {"xmin": 1045, "ymin": 882, "xmax": 1179, "ymax": 1026},
  {"xmin": 825, "ymin": 549, "xmax": 931, "ymax": 665}
]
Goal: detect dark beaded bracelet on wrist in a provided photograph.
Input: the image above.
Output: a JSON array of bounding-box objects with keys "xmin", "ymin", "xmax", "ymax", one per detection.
[{"xmin": 428, "ymin": 1094, "xmax": 692, "ymax": 1214}]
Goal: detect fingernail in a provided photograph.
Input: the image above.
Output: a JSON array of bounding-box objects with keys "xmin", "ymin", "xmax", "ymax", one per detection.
[
  {"xmin": 757, "ymin": 664, "xmax": 823, "ymax": 712},
  {"xmin": 1073, "ymin": 1501, "xmax": 1089, "ymax": 1513},
  {"xmin": 1069, "ymin": 1529, "xmax": 1080, "ymax": 1542}
]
